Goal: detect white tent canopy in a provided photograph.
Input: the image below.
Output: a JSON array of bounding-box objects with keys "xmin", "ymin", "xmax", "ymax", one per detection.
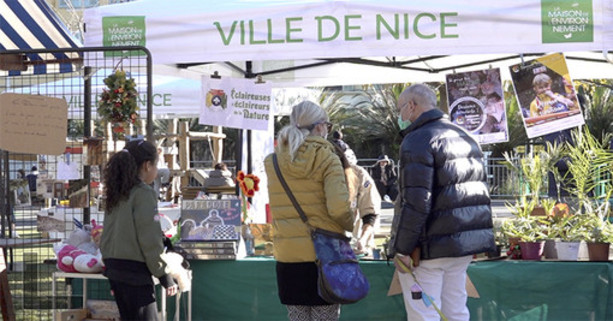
[
  {"xmin": 83, "ymin": 0, "xmax": 613, "ymax": 85},
  {"xmin": 82, "ymin": 0, "xmax": 613, "ymax": 223},
  {"xmin": 84, "ymin": 0, "xmax": 613, "ymax": 62}
]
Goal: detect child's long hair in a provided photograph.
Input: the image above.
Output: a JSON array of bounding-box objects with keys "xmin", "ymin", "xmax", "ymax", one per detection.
[{"xmin": 103, "ymin": 140, "xmax": 157, "ymax": 212}]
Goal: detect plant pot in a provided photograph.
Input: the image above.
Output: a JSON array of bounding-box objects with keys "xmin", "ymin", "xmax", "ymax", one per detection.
[
  {"xmin": 587, "ymin": 242, "xmax": 610, "ymax": 261},
  {"xmin": 530, "ymin": 206, "xmax": 547, "ymax": 216},
  {"xmin": 487, "ymin": 245, "xmax": 503, "ymax": 258},
  {"xmin": 555, "ymin": 241, "xmax": 580, "ymax": 261},
  {"xmin": 543, "ymin": 239, "xmax": 557, "ymax": 259},
  {"xmin": 519, "ymin": 241, "xmax": 545, "ymax": 260}
]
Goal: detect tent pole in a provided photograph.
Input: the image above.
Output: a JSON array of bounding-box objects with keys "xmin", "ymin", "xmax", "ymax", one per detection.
[
  {"xmin": 146, "ymin": 54, "xmax": 153, "ymax": 142},
  {"xmin": 246, "ymin": 62, "xmax": 253, "ymax": 175},
  {"xmin": 83, "ymin": 66, "xmax": 92, "ymax": 224}
]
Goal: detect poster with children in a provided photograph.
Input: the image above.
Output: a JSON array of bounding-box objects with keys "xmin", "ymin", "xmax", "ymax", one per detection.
[
  {"xmin": 509, "ymin": 53, "xmax": 584, "ymax": 139},
  {"xmin": 445, "ymin": 68, "xmax": 508, "ymax": 144}
]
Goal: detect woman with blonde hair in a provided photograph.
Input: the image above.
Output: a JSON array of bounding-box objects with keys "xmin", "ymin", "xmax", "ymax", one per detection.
[{"xmin": 265, "ymin": 101, "xmax": 354, "ymax": 321}]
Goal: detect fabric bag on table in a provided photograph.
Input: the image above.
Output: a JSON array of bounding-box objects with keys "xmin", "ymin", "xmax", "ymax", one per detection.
[{"xmin": 272, "ymin": 154, "xmax": 369, "ymax": 304}]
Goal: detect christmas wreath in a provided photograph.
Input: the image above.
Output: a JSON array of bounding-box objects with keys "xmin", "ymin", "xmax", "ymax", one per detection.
[{"xmin": 97, "ymin": 70, "xmax": 139, "ymax": 137}]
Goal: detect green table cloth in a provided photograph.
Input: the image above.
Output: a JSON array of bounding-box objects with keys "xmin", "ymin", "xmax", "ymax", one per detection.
[{"xmin": 72, "ymin": 258, "xmax": 613, "ymax": 320}]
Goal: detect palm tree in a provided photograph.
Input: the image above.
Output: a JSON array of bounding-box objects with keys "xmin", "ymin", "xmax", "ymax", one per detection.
[
  {"xmin": 320, "ymin": 83, "xmax": 409, "ymax": 159},
  {"xmin": 576, "ymin": 79, "xmax": 613, "ymax": 143}
]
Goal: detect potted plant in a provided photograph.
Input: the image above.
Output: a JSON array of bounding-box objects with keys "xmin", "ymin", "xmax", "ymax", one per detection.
[
  {"xmin": 501, "ymin": 200, "xmax": 549, "ymax": 260},
  {"xmin": 561, "ymin": 129, "xmax": 612, "ymax": 214},
  {"xmin": 550, "ymin": 214, "xmax": 587, "ymax": 261},
  {"xmin": 502, "ymin": 150, "xmax": 552, "ymax": 215},
  {"xmin": 559, "ymin": 128, "xmax": 613, "ymax": 260},
  {"xmin": 583, "ymin": 214, "xmax": 613, "ymax": 261}
]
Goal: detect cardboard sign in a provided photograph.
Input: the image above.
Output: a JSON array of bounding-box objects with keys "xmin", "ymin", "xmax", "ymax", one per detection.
[{"xmin": 0, "ymin": 93, "xmax": 68, "ymax": 155}]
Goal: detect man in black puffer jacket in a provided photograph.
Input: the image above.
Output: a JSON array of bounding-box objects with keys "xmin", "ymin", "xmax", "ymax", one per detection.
[{"xmin": 391, "ymin": 84, "xmax": 495, "ymax": 321}]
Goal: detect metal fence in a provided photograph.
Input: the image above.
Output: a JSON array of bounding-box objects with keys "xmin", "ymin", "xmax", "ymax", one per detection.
[
  {"xmin": 1, "ymin": 46, "xmax": 151, "ymax": 321},
  {"xmin": 359, "ymin": 156, "xmax": 519, "ymax": 200},
  {"xmin": 191, "ymin": 156, "xmax": 519, "ymax": 199}
]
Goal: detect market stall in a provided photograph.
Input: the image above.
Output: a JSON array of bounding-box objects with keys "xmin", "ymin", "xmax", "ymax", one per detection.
[
  {"xmin": 3, "ymin": 0, "xmax": 613, "ymax": 320},
  {"xmin": 77, "ymin": 1, "xmax": 613, "ymax": 320}
]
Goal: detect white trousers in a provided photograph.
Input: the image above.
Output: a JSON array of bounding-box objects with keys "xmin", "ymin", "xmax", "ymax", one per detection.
[{"xmin": 398, "ymin": 255, "xmax": 472, "ymax": 321}]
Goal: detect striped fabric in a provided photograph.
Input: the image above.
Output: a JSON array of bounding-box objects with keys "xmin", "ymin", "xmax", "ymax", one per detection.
[{"xmin": 0, "ymin": 0, "xmax": 81, "ymax": 75}]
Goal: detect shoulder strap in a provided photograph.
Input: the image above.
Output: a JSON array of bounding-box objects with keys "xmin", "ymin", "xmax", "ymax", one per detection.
[{"xmin": 272, "ymin": 154, "xmax": 310, "ymax": 225}]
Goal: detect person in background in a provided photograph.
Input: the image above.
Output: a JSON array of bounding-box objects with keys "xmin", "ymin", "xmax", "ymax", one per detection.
[
  {"xmin": 26, "ymin": 166, "xmax": 38, "ymax": 193},
  {"xmin": 204, "ymin": 162, "xmax": 235, "ymax": 188},
  {"xmin": 332, "ymin": 145, "xmax": 381, "ymax": 257},
  {"xmin": 100, "ymin": 140, "xmax": 178, "ymax": 320},
  {"xmin": 544, "ymin": 129, "xmax": 574, "ymax": 202},
  {"xmin": 370, "ymin": 155, "xmax": 399, "ymax": 202},
  {"xmin": 331, "ymin": 129, "xmax": 349, "ymax": 152},
  {"xmin": 391, "ymin": 84, "xmax": 495, "ymax": 321},
  {"xmin": 264, "ymin": 101, "xmax": 354, "ymax": 321}
]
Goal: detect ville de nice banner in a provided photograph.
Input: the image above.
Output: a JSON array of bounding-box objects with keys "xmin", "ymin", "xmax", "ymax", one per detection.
[{"xmin": 83, "ymin": 0, "xmax": 610, "ymax": 64}]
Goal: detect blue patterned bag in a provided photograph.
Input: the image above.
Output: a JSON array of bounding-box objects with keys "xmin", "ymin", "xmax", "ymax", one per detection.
[
  {"xmin": 272, "ymin": 154, "xmax": 369, "ymax": 304},
  {"xmin": 311, "ymin": 228, "xmax": 370, "ymax": 304}
]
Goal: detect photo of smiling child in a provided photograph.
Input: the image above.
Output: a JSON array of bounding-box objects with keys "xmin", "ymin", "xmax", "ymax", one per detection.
[{"xmin": 509, "ymin": 53, "xmax": 584, "ymax": 138}]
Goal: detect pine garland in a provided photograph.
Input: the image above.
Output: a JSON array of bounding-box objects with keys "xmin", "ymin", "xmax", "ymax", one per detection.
[{"xmin": 97, "ymin": 70, "xmax": 139, "ymax": 137}]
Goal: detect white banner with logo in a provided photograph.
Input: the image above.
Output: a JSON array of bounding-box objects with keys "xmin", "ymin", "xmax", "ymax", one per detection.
[
  {"xmin": 83, "ymin": 0, "xmax": 613, "ymax": 64},
  {"xmin": 199, "ymin": 77, "xmax": 272, "ymax": 131}
]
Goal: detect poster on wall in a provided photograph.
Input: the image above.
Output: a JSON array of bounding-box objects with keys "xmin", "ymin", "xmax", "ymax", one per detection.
[
  {"xmin": 445, "ymin": 68, "xmax": 508, "ymax": 144},
  {"xmin": 199, "ymin": 77, "xmax": 272, "ymax": 131},
  {"xmin": 10, "ymin": 179, "xmax": 30, "ymax": 207},
  {"xmin": 509, "ymin": 53, "xmax": 584, "ymax": 138}
]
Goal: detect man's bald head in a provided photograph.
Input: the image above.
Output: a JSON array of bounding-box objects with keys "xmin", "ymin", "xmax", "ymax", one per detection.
[{"xmin": 398, "ymin": 84, "xmax": 438, "ymax": 122}]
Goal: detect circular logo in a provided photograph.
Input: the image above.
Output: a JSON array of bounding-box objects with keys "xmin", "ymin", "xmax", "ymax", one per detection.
[{"xmin": 449, "ymin": 96, "xmax": 486, "ymax": 134}]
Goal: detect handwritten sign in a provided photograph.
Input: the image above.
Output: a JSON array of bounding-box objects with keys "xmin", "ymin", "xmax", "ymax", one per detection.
[{"xmin": 0, "ymin": 93, "xmax": 68, "ymax": 155}]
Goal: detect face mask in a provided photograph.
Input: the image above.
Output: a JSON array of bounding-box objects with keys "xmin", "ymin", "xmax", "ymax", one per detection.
[
  {"xmin": 398, "ymin": 102, "xmax": 412, "ymax": 130},
  {"xmin": 398, "ymin": 116, "xmax": 412, "ymax": 130}
]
